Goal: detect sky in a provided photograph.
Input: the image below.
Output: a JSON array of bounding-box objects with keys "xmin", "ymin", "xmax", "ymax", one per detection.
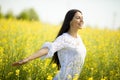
[{"xmin": 0, "ymin": 0, "xmax": 120, "ymax": 29}]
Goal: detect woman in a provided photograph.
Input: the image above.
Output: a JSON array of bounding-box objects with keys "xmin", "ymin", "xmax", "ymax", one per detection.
[{"xmin": 12, "ymin": 9, "xmax": 86, "ymax": 80}]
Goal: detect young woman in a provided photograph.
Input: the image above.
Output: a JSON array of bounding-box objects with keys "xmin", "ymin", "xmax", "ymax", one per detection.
[{"xmin": 12, "ymin": 9, "xmax": 86, "ymax": 80}]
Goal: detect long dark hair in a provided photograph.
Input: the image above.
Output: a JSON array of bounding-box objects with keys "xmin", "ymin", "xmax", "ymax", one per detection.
[{"xmin": 50, "ymin": 9, "xmax": 82, "ymax": 69}]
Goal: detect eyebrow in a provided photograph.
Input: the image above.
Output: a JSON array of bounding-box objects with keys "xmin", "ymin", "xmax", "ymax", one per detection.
[{"xmin": 75, "ymin": 16, "xmax": 83, "ymax": 18}]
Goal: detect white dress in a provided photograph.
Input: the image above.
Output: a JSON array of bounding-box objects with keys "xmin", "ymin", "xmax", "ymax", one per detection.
[{"xmin": 41, "ymin": 33, "xmax": 86, "ymax": 80}]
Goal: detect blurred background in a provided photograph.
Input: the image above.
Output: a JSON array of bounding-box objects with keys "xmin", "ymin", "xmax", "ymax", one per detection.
[
  {"xmin": 0, "ymin": 0, "xmax": 120, "ymax": 29},
  {"xmin": 0, "ymin": 0, "xmax": 120, "ymax": 80}
]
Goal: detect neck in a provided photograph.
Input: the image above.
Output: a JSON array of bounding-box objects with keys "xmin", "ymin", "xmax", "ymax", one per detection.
[{"xmin": 68, "ymin": 28, "xmax": 78, "ymax": 38}]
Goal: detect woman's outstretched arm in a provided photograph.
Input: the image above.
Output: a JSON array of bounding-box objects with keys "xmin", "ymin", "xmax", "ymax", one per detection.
[{"xmin": 12, "ymin": 47, "xmax": 49, "ymax": 66}]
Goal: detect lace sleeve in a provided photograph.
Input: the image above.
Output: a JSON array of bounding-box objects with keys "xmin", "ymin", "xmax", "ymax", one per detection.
[{"xmin": 40, "ymin": 35, "xmax": 65, "ymax": 59}]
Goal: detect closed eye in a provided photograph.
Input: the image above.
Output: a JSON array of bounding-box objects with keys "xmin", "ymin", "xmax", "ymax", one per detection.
[
  {"xmin": 75, "ymin": 16, "xmax": 81, "ymax": 19},
  {"xmin": 75, "ymin": 16, "xmax": 83, "ymax": 20}
]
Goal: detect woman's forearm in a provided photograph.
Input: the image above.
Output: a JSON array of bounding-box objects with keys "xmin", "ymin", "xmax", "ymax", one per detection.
[{"xmin": 26, "ymin": 47, "xmax": 49, "ymax": 62}]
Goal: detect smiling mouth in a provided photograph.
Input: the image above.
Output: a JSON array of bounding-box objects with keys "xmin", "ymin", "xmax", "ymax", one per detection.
[{"xmin": 78, "ymin": 23, "xmax": 82, "ymax": 26}]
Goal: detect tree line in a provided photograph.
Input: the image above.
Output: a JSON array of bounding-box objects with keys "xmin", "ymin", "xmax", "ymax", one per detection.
[{"xmin": 0, "ymin": 6, "xmax": 39, "ymax": 21}]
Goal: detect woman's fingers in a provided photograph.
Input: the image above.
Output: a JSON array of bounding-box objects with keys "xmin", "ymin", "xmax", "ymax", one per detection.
[
  {"xmin": 12, "ymin": 59, "xmax": 28, "ymax": 66},
  {"xmin": 12, "ymin": 62, "xmax": 21, "ymax": 66},
  {"xmin": 12, "ymin": 60, "xmax": 23, "ymax": 66}
]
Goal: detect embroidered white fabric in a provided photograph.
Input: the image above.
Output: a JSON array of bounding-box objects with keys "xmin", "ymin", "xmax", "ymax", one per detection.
[{"xmin": 41, "ymin": 33, "xmax": 86, "ymax": 80}]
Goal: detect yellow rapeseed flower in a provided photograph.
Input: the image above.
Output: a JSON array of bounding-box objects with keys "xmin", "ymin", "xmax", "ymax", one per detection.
[
  {"xmin": 0, "ymin": 59, "xmax": 2, "ymax": 63},
  {"xmin": 16, "ymin": 69, "xmax": 20, "ymax": 76},
  {"xmin": 101, "ymin": 78, "xmax": 105, "ymax": 80},
  {"xmin": 47, "ymin": 75, "xmax": 53, "ymax": 80},
  {"xmin": 88, "ymin": 77, "xmax": 93, "ymax": 80},
  {"xmin": 91, "ymin": 68, "xmax": 94, "ymax": 71},
  {"xmin": 73, "ymin": 74, "xmax": 79, "ymax": 80},
  {"xmin": 52, "ymin": 63, "xmax": 57, "ymax": 68}
]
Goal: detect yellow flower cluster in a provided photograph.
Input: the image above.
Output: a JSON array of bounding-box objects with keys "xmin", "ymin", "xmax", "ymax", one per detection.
[{"xmin": 16, "ymin": 69, "xmax": 20, "ymax": 76}]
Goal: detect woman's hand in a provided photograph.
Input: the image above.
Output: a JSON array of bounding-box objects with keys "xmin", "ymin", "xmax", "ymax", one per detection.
[{"xmin": 12, "ymin": 58, "xmax": 29, "ymax": 66}]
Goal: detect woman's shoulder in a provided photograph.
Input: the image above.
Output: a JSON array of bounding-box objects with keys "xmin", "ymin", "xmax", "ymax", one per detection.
[
  {"xmin": 57, "ymin": 33, "xmax": 74, "ymax": 43},
  {"xmin": 55, "ymin": 33, "xmax": 69, "ymax": 41},
  {"xmin": 62, "ymin": 32, "xmax": 68, "ymax": 37},
  {"xmin": 61, "ymin": 32, "xmax": 80, "ymax": 39},
  {"xmin": 58, "ymin": 33, "xmax": 70, "ymax": 39}
]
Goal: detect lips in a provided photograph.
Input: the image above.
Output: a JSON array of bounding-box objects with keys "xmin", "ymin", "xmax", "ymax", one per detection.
[{"xmin": 78, "ymin": 23, "xmax": 82, "ymax": 26}]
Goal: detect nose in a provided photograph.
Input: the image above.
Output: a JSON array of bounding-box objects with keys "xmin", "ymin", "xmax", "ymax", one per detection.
[
  {"xmin": 80, "ymin": 18, "xmax": 83, "ymax": 22},
  {"xmin": 81, "ymin": 20, "xmax": 84, "ymax": 24}
]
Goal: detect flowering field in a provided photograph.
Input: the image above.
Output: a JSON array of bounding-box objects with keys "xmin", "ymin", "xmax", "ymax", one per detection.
[{"xmin": 0, "ymin": 19, "xmax": 120, "ymax": 80}]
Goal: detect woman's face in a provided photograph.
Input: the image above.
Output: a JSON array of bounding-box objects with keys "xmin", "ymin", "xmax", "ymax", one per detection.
[{"xmin": 70, "ymin": 12, "xmax": 84, "ymax": 29}]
